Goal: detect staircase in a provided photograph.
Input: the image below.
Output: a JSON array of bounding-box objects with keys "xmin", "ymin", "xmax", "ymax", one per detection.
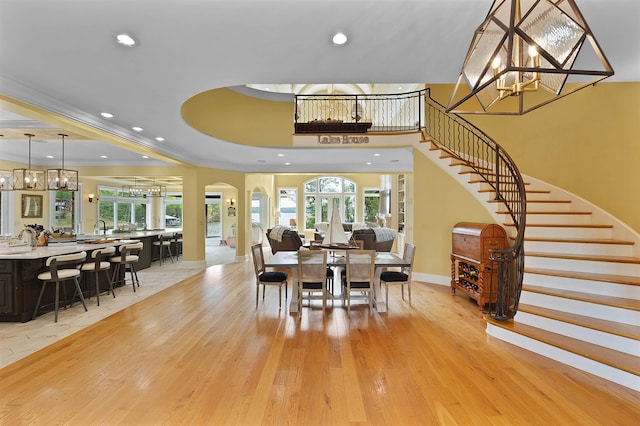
[{"xmin": 417, "ymin": 139, "xmax": 640, "ymax": 392}]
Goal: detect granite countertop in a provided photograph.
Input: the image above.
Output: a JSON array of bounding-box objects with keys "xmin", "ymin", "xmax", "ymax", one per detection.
[{"xmin": 0, "ymin": 229, "xmax": 176, "ymax": 260}]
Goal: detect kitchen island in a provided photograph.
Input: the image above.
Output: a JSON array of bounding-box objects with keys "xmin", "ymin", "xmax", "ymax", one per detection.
[{"xmin": 0, "ymin": 230, "xmax": 174, "ymax": 322}]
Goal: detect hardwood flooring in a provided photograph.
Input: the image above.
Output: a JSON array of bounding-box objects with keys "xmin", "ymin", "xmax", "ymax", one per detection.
[{"xmin": 1, "ymin": 257, "xmax": 639, "ymax": 425}]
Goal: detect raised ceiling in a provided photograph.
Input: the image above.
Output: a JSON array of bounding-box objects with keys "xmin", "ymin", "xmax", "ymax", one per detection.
[{"xmin": 0, "ymin": 0, "xmax": 638, "ymax": 173}]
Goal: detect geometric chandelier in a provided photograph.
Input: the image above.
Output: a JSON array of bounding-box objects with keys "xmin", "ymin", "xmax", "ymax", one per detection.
[
  {"xmin": 13, "ymin": 133, "xmax": 45, "ymax": 191},
  {"xmin": 47, "ymin": 133, "xmax": 79, "ymax": 191},
  {"xmin": 446, "ymin": 0, "xmax": 614, "ymax": 115}
]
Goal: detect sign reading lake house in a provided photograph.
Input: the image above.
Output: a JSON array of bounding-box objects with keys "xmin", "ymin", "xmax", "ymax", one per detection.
[{"xmin": 317, "ymin": 135, "xmax": 370, "ymax": 145}]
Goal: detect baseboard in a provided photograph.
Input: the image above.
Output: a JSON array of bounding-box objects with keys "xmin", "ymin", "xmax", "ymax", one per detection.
[{"xmin": 413, "ymin": 272, "xmax": 449, "ymax": 287}]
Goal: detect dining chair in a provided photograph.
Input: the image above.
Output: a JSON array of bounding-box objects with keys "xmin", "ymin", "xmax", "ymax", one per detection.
[
  {"xmin": 172, "ymin": 232, "xmax": 183, "ymax": 261},
  {"xmin": 251, "ymin": 243, "xmax": 288, "ymax": 309},
  {"xmin": 33, "ymin": 251, "xmax": 88, "ymax": 322},
  {"xmin": 110, "ymin": 241, "xmax": 143, "ymax": 292},
  {"xmin": 80, "ymin": 246, "xmax": 116, "ymax": 306},
  {"xmin": 342, "ymin": 249, "xmax": 376, "ymax": 315},
  {"xmin": 297, "ymin": 249, "xmax": 329, "ymax": 313},
  {"xmin": 380, "ymin": 243, "xmax": 416, "ymax": 308}
]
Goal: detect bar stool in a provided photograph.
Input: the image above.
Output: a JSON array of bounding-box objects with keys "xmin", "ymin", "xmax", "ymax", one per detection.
[
  {"xmin": 110, "ymin": 242, "xmax": 143, "ymax": 291},
  {"xmin": 172, "ymin": 232, "xmax": 183, "ymax": 261},
  {"xmin": 153, "ymin": 234, "xmax": 173, "ymax": 265},
  {"xmin": 33, "ymin": 251, "xmax": 88, "ymax": 322},
  {"xmin": 80, "ymin": 246, "xmax": 116, "ymax": 306}
]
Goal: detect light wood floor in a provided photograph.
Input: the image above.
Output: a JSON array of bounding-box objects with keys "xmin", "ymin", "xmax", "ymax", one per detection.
[{"xmin": 1, "ymin": 257, "xmax": 639, "ymax": 425}]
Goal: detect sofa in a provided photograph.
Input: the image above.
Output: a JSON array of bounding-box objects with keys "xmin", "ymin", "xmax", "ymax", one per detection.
[
  {"xmin": 266, "ymin": 227, "xmax": 304, "ymax": 254},
  {"xmin": 351, "ymin": 228, "xmax": 397, "ymax": 252}
]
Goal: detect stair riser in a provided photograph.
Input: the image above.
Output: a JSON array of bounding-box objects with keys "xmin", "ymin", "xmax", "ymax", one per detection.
[
  {"xmin": 519, "ymin": 291, "xmax": 640, "ymax": 326},
  {"xmin": 525, "ymin": 202, "xmax": 572, "ymax": 212},
  {"xmin": 480, "ymin": 191, "xmax": 550, "ymax": 202},
  {"xmin": 523, "ymin": 273, "xmax": 640, "ymax": 299},
  {"xmin": 524, "ymin": 241, "xmax": 633, "ymax": 257},
  {"xmin": 515, "ymin": 311, "xmax": 640, "ymax": 356},
  {"xmin": 486, "ymin": 324, "xmax": 640, "ymax": 392},
  {"xmin": 525, "ymin": 256, "xmax": 640, "ymax": 276},
  {"xmin": 524, "ymin": 227, "xmax": 612, "ymax": 239},
  {"xmin": 523, "ymin": 214, "xmax": 592, "ymax": 225}
]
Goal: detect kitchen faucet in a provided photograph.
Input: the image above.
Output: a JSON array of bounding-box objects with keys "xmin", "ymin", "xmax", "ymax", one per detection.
[{"xmin": 95, "ymin": 220, "xmax": 107, "ymax": 236}]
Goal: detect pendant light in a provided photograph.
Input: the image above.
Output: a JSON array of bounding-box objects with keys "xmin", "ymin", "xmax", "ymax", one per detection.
[
  {"xmin": 13, "ymin": 133, "xmax": 45, "ymax": 191},
  {"xmin": 0, "ymin": 134, "xmax": 13, "ymax": 191},
  {"xmin": 47, "ymin": 133, "xmax": 79, "ymax": 191},
  {"xmin": 447, "ymin": 0, "xmax": 614, "ymax": 115}
]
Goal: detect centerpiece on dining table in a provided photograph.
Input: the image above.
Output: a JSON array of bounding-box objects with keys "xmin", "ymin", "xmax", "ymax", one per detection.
[{"xmin": 317, "ymin": 204, "xmax": 359, "ymax": 250}]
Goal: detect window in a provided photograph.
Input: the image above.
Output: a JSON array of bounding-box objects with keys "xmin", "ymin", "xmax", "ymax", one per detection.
[
  {"xmin": 363, "ymin": 188, "xmax": 381, "ymax": 223},
  {"xmin": 164, "ymin": 193, "xmax": 183, "ymax": 229},
  {"xmin": 303, "ymin": 176, "xmax": 356, "ymax": 229},
  {"xmin": 97, "ymin": 186, "xmax": 151, "ymax": 232},
  {"xmin": 278, "ymin": 188, "xmax": 297, "ymax": 227},
  {"xmin": 51, "ymin": 190, "xmax": 76, "ymax": 232}
]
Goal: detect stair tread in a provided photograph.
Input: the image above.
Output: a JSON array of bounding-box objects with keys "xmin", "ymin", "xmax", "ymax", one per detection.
[
  {"xmin": 523, "ymin": 237, "xmax": 634, "ymax": 245},
  {"xmin": 489, "ymin": 199, "xmax": 570, "ymax": 204},
  {"xmin": 504, "ymin": 223, "xmax": 612, "ymax": 228},
  {"xmin": 526, "ymin": 251, "xmax": 640, "ymax": 264},
  {"xmin": 524, "ymin": 267, "xmax": 640, "ymax": 286},
  {"xmin": 487, "ymin": 319, "xmax": 640, "ymax": 376},
  {"xmin": 497, "ymin": 210, "xmax": 592, "ymax": 215},
  {"xmin": 472, "ymin": 179, "xmax": 530, "ymax": 185},
  {"xmin": 518, "ymin": 304, "xmax": 640, "ymax": 341},
  {"xmin": 523, "ymin": 284, "xmax": 640, "ymax": 311},
  {"xmin": 479, "ymin": 188, "xmax": 549, "ymax": 194}
]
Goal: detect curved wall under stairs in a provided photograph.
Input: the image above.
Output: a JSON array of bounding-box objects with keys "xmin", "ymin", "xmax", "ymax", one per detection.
[{"xmin": 414, "ymin": 138, "xmax": 640, "ymax": 392}]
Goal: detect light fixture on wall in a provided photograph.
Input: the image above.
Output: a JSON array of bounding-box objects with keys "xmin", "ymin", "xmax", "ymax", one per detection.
[
  {"xmin": 47, "ymin": 134, "xmax": 79, "ymax": 191},
  {"xmin": 446, "ymin": 0, "xmax": 614, "ymax": 115},
  {"xmin": 13, "ymin": 133, "xmax": 45, "ymax": 191},
  {"xmin": 227, "ymin": 198, "xmax": 235, "ymax": 206},
  {"xmin": 88, "ymin": 193, "xmax": 99, "ymax": 203}
]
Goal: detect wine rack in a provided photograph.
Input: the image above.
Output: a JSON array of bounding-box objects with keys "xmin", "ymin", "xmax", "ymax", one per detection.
[{"xmin": 451, "ymin": 222, "xmax": 508, "ymax": 310}]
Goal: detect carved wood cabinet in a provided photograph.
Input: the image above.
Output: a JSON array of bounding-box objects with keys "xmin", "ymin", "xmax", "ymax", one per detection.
[{"xmin": 451, "ymin": 222, "xmax": 508, "ymax": 310}]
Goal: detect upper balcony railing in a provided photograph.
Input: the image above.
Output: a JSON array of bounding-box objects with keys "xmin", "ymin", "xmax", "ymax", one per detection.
[{"xmin": 294, "ymin": 91, "xmax": 425, "ymax": 133}]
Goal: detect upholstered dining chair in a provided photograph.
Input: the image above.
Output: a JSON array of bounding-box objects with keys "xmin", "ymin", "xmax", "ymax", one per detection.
[
  {"xmin": 297, "ymin": 249, "xmax": 329, "ymax": 313},
  {"xmin": 251, "ymin": 243, "xmax": 288, "ymax": 309},
  {"xmin": 33, "ymin": 251, "xmax": 88, "ymax": 322},
  {"xmin": 342, "ymin": 250, "xmax": 376, "ymax": 315},
  {"xmin": 80, "ymin": 246, "xmax": 116, "ymax": 306},
  {"xmin": 380, "ymin": 243, "xmax": 416, "ymax": 308}
]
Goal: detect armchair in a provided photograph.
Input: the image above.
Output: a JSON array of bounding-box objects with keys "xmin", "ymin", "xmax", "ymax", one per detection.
[{"xmin": 266, "ymin": 227, "xmax": 304, "ymax": 254}]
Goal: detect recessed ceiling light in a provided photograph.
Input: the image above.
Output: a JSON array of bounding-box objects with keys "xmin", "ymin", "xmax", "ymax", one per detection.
[
  {"xmin": 155, "ymin": 137, "xmax": 165, "ymax": 142},
  {"xmin": 332, "ymin": 32, "xmax": 348, "ymax": 46},
  {"xmin": 373, "ymin": 153, "xmax": 381, "ymax": 157},
  {"xmin": 115, "ymin": 33, "xmax": 136, "ymax": 47},
  {"xmin": 132, "ymin": 126, "xmax": 143, "ymax": 132},
  {"xmin": 101, "ymin": 112, "xmax": 114, "ymax": 118},
  {"xmin": 46, "ymin": 155, "xmax": 54, "ymax": 159},
  {"xmin": 366, "ymin": 162, "xmax": 372, "ymax": 165},
  {"xmin": 284, "ymin": 162, "xmax": 291, "ymax": 166},
  {"xmin": 390, "ymin": 159, "xmax": 399, "ymax": 163},
  {"xmin": 141, "ymin": 155, "xmax": 149, "ymax": 159},
  {"xmin": 277, "ymin": 153, "xmax": 285, "ymax": 157},
  {"xmin": 100, "ymin": 155, "xmax": 108, "ymax": 159}
]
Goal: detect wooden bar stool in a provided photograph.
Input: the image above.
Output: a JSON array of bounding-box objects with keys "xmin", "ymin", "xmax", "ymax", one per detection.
[
  {"xmin": 33, "ymin": 251, "xmax": 88, "ymax": 322},
  {"xmin": 110, "ymin": 242, "xmax": 143, "ymax": 291},
  {"xmin": 80, "ymin": 246, "xmax": 116, "ymax": 306}
]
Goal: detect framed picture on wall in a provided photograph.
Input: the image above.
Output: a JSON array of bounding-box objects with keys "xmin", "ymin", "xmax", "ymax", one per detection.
[
  {"xmin": 227, "ymin": 206, "xmax": 236, "ymax": 217},
  {"xmin": 22, "ymin": 194, "xmax": 43, "ymax": 218}
]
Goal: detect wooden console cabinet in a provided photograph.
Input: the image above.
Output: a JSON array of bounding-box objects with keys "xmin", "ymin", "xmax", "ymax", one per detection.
[{"xmin": 451, "ymin": 222, "xmax": 508, "ymax": 310}]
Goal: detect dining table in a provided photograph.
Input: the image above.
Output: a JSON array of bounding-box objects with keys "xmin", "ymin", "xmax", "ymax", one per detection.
[{"xmin": 265, "ymin": 250, "xmax": 411, "ymax": 313}]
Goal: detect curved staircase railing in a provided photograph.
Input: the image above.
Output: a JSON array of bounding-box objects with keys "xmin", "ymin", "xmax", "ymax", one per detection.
[{"xmin": 423, "ymin": 88, "xmax": 526, "ymax": 321}]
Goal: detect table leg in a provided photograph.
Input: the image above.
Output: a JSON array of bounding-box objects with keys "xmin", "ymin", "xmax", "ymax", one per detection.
[
  {"xmin": 373, "ymin": 267, "xmax": 386, "ymax": 313},
  {"xmin": 289, "ymin": 275, "xmax": 299, "ymax": 313}
]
